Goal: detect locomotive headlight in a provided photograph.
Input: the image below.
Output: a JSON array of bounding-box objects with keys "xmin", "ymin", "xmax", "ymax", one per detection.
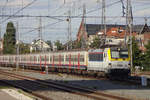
[
  {"xmin": 128, "ymin": 63, "xmax": 131, "ymax": 68},
  {"xmin": 108, "ymin": 63, "xmax": 112, "ymax": 68}
]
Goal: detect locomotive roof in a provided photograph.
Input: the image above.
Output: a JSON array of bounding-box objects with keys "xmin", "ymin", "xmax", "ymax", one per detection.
[{"xmin": 88, "ymin": 49, "xmax": 104, "ymax": 52}]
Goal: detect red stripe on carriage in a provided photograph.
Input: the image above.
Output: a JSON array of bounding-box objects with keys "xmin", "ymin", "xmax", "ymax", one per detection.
[
  {"xmin": 45, "ymin": 55, "xmax": 47, "ymax": 67},
  {"xmin": 59, "ymin": 55, "xmax": 61, "ymax": 66},
  {"xmin": 40, "ymin": 56, "xmax": 42, "ymax": 69},
  {"xmin": 53, "ymin": 55, "xmax": 54, "ymax": 67},
  {"xmin": 34, "ymin": 56, "xmax": 36, "ymax": 64},
  {"xmin": 29, "ymin": 56, "xmax": 31, "ymax": 66},
  {"xmin": 78, "ymin": 53, "xmax": 80, "ymax": 70},
  {"xmin": 69, "ymin": 54, "xmax": 71, "ymax": 70}
]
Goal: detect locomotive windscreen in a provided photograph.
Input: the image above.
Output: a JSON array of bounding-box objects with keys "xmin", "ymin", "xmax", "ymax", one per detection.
[{"xmin": 111, "ymin": 48, "xmax": 128, "ymax": 59}]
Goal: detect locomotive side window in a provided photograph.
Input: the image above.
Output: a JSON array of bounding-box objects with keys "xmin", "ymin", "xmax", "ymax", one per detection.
[
  {"xmin": 120, "ymin": 51, "xmax": 128, "ymax": 58},
  {"xmin": 89, "ymin": 53, "xmax": 103, "ymax": 61}
]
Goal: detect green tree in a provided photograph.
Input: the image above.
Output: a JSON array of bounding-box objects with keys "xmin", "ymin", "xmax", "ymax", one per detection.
[
  {"xmin": 89, "ymin": 37, "xmax": 101, "ymax": 48},
  {"xmin": 73, "ymin": 40, "xmax": 82, "ymax": 49},
  {"xmin": 19, "ymin": 43, "xmax": 30, "ymax": 54},
  {"xmin": 3, "ymin": 22, "xmax": 16, "ymax": 54},
  {"xmin": 143, "ymin": 41, "xmax": 150, "ymax": 71},
  {"xmin": 46, "ymin": 40, "xmax": 52, "ymax": 51},
  {"xmin": 131, "ymin": 37, "xmax": 143, "ymax": 68},
  {"xmin": 54, "ymin": 40, "xmax": 64, "ymax": 50}
]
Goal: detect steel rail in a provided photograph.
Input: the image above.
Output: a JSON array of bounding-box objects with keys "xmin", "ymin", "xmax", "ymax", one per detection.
[
  {"xmin": 0, "ymin": 75, "xmax": 53, "ymax": 100},
  {"xmin": 0, "ymin": 70, "xmax": 130, "ymax": 100}
]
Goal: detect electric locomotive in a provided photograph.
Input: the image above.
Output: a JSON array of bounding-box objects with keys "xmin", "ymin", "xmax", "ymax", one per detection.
[{"xmin": 87, "ymin": 48, "xmax": 130, "ymax": 77}]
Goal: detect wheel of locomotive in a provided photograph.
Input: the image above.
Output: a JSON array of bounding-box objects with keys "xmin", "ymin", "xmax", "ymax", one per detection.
[
  {"xmin": 97, "ymin": 72, "xmax": 105, "ymax": 77},
  {"xmin": 81, "ymin": 70, "xmax": 88, "ymax": 76}
]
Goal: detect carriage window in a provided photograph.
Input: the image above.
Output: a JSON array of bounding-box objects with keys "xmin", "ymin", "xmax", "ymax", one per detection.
[
  {"xmin": 41, "ymin": 56, "xmax": 45, "ymax": 61},
  {"xmin": 50, "ymin": 56, "xmax": 52, "ymax": 62},
  {"xmin": 66, "ymin": 55, "xmax": 69, "ymax": 61},
  {"xmin": 54, "ymin": 56, "xmax": 59, "ymax": 61},
  {"xmin": 80, "ymin": 55, "xmax": 84, "ymax": 62},
  {"xmin": 89, "ymin": 53, "xmax": 103, "ymax": 61},
  {"xmin": 46, "ymin": 56, "xmax": 49, "ymax": 61}
]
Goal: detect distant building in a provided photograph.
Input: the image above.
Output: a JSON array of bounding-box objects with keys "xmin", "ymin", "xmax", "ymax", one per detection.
[
  {"xmin": 135, "ymin": 20, "xmax": 150, "ymax": 51},
  {"xmin": 30, "ymin": 39, "xmax": 51, "ymax": 52},
  {"xmin": 77, "ymin": 19, "xmax": 149, "ymax": 47}
]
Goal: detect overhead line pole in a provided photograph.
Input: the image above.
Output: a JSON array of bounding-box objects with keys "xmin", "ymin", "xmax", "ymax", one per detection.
[
  {"xmin": 101, "ymin": 0, "xmax": 106, "ymax": 47},
  {"xmin": 16, "ymin": 22, "xmax": 19, "ymax": 71},
  {"xmin": 38, "ymin": 17, "xmax": 43, "ymax": 52},
  {"xmin": 68, "ymin": 10, "xmax": 72, "ymax": 50},
  {"xmin": 127, "ymin": 0, "xmax": 133, "ymax": 72}
]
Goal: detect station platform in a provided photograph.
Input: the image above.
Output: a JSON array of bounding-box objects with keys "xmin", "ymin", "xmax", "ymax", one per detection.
[{"xmin": 0, "ymin": 90, "xmax": 17, "ymax": 100}]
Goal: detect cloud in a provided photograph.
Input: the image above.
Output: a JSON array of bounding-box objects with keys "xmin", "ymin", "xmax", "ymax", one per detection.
[
  {"xmin": 0, "ymin": 0, "xmax": 30, "ymax": 7},
  {"xmin": 56, "ymin": 0, "xmax": 101, "ymax": 6},
  {"xmin": 134, "ymin": 8, "xmax": 150, "ymax": 17}
]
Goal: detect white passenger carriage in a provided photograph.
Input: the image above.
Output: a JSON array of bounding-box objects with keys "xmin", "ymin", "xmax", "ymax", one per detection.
[{"xmin": 0, "ymin": 47, "xmax": 131, "ymax": 77}]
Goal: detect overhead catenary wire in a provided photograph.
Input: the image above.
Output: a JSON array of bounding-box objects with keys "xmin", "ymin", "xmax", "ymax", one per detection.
[
  {"xmin": 18, "ymin": 0, "xmax": 124, "ymax": 37},
  {"xmin": 0, "ymin": 0, "xmax": 37, "ymax": 24},
  {"xmin": 17, "ymin": 0, "xmax": 150, "ymax": 40},
  {"xmin": 2, "ymin": 0, "xmax": 150, "ymax": 43},
  {"xmin": 0, "ymin": 0, "xmax": 9, "ymax": 20},
  {"xmin": 1, "ymin": 15, "xmax": 150, "ymax": 19}
]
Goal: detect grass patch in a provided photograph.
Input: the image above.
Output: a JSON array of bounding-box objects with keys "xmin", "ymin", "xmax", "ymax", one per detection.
[
  {"xmin": 0, "ymin": 86, "xmax": 12, "ymax": 89},
  {"xmin": 92, "ymin": 86, "xmax": 98, "ymax": 89},
  {"xmin": 16, "ymin": 89, "xmax": 35, "ymax": 99},
  {"xmin": 63, "ymin": 80, "xmax": 69, "ymax": 83}
]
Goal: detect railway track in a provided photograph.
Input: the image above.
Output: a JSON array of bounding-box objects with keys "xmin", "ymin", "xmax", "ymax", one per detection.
[
  {"xmin": 0, "ymin": 69, "xmax": 131, "ymax": 100},
  {"xmin": 19, "ymin": 68, "xmax": 150, "ymax": 86},
  {"xmin": 1, "ymin": 67, "xmax": 150, "ymax": 86},
  {"xmin": 1, "ymin": 66, "xmax": 150, "ymax": 86}
]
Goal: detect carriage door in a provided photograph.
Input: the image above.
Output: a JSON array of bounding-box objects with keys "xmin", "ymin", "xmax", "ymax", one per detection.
[{"xmin": 103, "ymin": 49, "xmax": 109, "ymax": 68}]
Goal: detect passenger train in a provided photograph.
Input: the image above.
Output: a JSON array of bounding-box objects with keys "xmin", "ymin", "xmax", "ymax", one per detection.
[{"xmin": 0, "ymin": 47, "xmax": 131, "ymax": 77}]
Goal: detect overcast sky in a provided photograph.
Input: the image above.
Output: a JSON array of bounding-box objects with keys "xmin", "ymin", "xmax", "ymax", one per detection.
[{"xmin": 0, "ymin": 0, "xmax": 150, "ymax": 43}]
